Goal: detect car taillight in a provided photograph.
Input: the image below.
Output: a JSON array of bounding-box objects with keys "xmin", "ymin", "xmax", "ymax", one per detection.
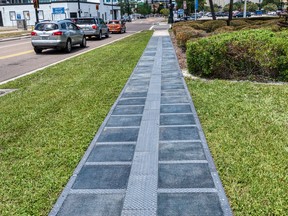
[
  {"xmin": 31, "ymin": 31, "xmax": 37, "ymax": 36},
  {"xmin": 92, "ymin": 24, "xmax": 97, "ymax": 29},
  {"xmin": 52, "ymin": 31, "xmax": 63, "ymax": 36}
]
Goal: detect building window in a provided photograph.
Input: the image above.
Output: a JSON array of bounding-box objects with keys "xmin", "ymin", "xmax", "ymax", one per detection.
[
  {"xmin": 23, "ymin": 11, "xmax": 30, "ymax": 20},
  {"xmin": 9, "ymin": 11, "xmax": 16, "ymax": 21}
]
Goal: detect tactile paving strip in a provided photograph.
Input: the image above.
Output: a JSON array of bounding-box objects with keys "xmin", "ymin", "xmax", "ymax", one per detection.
[
  {"xmin": 121, "ymin": 36, "xmax": 162, "ymax": 216},
  {"xmin": 49, "ymin": 30, "xmax": 232, "ymax": 216}
]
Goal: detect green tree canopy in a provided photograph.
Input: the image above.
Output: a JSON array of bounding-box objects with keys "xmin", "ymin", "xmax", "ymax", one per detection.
[
  {"xmin": 261, "ymin": 0, "xmax": 281, "ymax": 8},
  {"xmin": 136, "ymin": 2, "xmax": 151, "ymax": 15},
  {"xmin": 160, "ymin": 8, "xmax": 170, "ymax": 17},
  {"xmin": 263, "ymin": 3, "xmax": 278, "ymax": 11},
  {"xmin": 223, "ymin": 1, "xmax": 259, "ymax": 12},
  {"xmin": 175, "ymin": 0, "xmax": 206, "ymax": 13}
]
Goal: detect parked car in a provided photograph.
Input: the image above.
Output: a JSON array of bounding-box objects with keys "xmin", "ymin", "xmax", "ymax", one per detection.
[
  {"xmin": 215, "ymin": 12, "xmax": 227, "ymax": 17},
  {"xmin": 174, "ymin": 16, "xmax": 194, "ymax": 22},
  {"xmin": 122, "ymin": 15, "xmax": 131, "ymax": 22},
  {"xmin": 74, "ymin": 17, "xmax": 109, "ymax": 39},
  {"xmin": 235, "ymin": 12, "xmax": 252, "ymax": 17},
  {"xmin": 31, "ymin": 20, "xmax": 86, "ymax": 54},
  {"xmin": 205, "ymin": 12, "xmax": 212, "ymax": 17},
  {"xmin": 107, "ymin": 20, "xmax": 126, "ymax": 34},
  {"xmin": 267, "ymin": 11, "xmax": 277, "ymax": 15},
  {"xmin": 191, "ymin": 13, "xmax": 202, "ymax": 18}
]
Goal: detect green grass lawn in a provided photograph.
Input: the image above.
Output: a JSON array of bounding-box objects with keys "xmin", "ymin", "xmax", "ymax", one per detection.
[
  {"xmin": 186, "ymin": 79, "xmax": 288, "ymax": 215},
  {"xmin": 0, "ymin": 30, "xmax": 153, "ymax": 215}
]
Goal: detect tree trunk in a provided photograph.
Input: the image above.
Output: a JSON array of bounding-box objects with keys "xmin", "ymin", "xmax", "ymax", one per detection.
[
  {"xmin": 208, "ymin": 0, "xmax": 216, "ymax": 20},
  {"xmin": 227, "ymin": 0, "xmax": 233, "ymax": 26}
]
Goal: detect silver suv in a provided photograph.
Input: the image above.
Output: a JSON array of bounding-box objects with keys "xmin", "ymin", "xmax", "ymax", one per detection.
[
  {"xmin": 74, "ymin": 17, "xmax": 109, "ymax": 39},
  {"xmin": 31, "ymin": 20, "xmax": 86, "ymax": 54}
]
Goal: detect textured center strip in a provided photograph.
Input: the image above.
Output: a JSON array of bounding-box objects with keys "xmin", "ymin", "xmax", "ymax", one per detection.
[{"xmin": 121, "ymin": 35, "xmax": 162, "ymax": 216}]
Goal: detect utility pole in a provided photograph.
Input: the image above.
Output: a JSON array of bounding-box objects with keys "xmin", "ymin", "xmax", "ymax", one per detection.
[
  {"xmin": 168, "ymin": 0, "xmax": 174, "ymax": 23},
  {"xmin": 112, "ymin": 0, "xmax": 114, "ymax": 20},
  {"xmin": 33, "ymin": 0, "xmax": 39, "ymax": 24},
  {"xmin": 78, "ymin": 0, "xmax": 81, "ymax": 17}
]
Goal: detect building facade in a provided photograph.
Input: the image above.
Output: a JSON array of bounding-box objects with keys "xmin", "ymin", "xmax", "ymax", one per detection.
[{"xmin": 0, "ymin": 0, "xmax": 121, "ymax": 27}]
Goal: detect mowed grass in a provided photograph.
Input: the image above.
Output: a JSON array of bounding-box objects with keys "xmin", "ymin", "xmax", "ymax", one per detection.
[
  {"xmin": 0, "ymin": 30, "xmax": 152, "ymax": 215},
  {"xmin": 186, "ymin": 79, "xmax": 288, "ymax": 215},
  {"xmin": 0, "ymin": 31, "xmax": 31, "ymax": 39}
]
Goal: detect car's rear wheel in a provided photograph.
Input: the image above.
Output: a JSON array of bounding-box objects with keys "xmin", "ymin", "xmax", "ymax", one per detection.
[
  {"xmin": 97, "ymin": 32, "xmax": 102, "ymax": 40},
  {"xmin": 80, "ymin": 36, "xmax": 86, "ymax": 48},
  {"xmin": 34, "ymin": 47, "xmax": 43, "ymax": 54},
  {"xmin": 65, "ymin": 39, "xmax": 72, "ymax": 53},
  {"xmin": 105, "ymin": 31, "xmax": 109, "ymax": 38}
]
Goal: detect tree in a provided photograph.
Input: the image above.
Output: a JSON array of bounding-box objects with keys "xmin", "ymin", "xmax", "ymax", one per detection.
[
  {"xmin": 175, "ymin": 0, "xmax": 206, "ymax": 14},
  {"xmin": 118, "ymin": 0, "xmax": 135, "ymax": 16},
  {"xmin": 262, "ymin": 0, "xmax": 281, "ymax": 8},
  {"xmin": 228, "ymin": 0, "xmax": 233, "ymax": 26},
  {"xmin": 208, "ymin": 0, "xmax": 216, "ymax": 20},
  {"xmin": 157, "ymin": 3, "xmax": 165, "ymax": 14},
  {"xmin": 160, "ymin": 8, "xmax": 170, "ymax": 17},
  {"xmin": 263, "ymin": 3, "xmax": 278, "ymax": 11},
  {"xmin": 137, "ymin": 2, "xmax": 151, "ymax": 15},
  {"xmin": 223, "ymin": 2, "xmax": 259, "ymax": 12}
]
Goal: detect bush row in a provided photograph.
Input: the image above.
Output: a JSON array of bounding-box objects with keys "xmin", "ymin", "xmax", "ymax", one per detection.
[
  {"xmin": 186, "ymin": 29, "xmax": 288, "ymax": 82},
  {"xmin": 172, "ymin": 18, "xmax": 281, "ymax": 50}
]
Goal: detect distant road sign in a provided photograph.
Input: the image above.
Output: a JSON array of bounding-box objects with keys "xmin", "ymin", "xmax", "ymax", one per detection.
[
  {"xmin": 52, "ymin": 7, "xmax": 65, "ymax": 14},
  {"xmin": 178, "ymin": 9, "xmax": 184, "ymax": 15}
]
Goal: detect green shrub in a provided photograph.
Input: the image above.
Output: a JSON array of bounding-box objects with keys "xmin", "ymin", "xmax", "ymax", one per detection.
[
  {"xmin": 230, "ymin": 20, "xmax": 249, "ymax": 27},
  {"xmin": 186, "ymin": 21, "xmax": 204, "ymax": 30},
  {"xmin": 202, "ymin": 20, "xmax": 227, "ymax": 32},
  {"xmin": 214, "ymin": 26, "xmax": 235, "ymax": 34},
  {"xmin": 186, "ymin": 29, "xmax": 288, "ymax": 81},
  {"xmin": 176, "ymin": 27, "xmax": 207, "ymax": 49}
]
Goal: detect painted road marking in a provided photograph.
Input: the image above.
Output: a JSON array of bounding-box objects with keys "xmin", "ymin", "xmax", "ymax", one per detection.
[{"xmin": 0, "ymin": 50, "xmax": 34, "ymax": 60}]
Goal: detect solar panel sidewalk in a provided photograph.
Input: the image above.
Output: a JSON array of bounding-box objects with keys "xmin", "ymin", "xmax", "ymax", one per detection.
[{"xmin": 49, "ymin": 28, "xmax": 233, "ymax": 216}]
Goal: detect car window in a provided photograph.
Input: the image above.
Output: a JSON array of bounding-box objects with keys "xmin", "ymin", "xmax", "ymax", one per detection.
[
  {"xmin": 109, "ymin": 21, "xmax": 119, "ymax": 24},
  {"xmin": 61, "ymin": 23, "xmax": 67, "ymax": 30},
  {"xmin": 75, "ymin": 19, "xmax": 97, "ymax": 25},
  {"xmin": 100, "ymin": 18, "xmax": 105, "ymax": 25},
  {"xmin": 35, "ymin": 23, "xmax": 59, "ymax": 31},
  {"xmin": 67, "ymin": 22, "xmax": 78, "ymax": 30}
]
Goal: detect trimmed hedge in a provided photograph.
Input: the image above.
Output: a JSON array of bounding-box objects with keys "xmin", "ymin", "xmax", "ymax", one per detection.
[{"xmin": 186, "ymin": 29, "xmax": 288, "ymax": 81}]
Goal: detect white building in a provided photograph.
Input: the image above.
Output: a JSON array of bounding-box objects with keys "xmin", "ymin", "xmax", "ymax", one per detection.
[{"xmin": 0, "ymin": 0, "xmax": 121, "ymax": 27}]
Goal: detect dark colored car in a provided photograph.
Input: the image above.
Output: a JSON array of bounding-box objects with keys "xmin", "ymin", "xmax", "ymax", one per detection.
[
  {"xmin": 215, "ymin": 12, "xmax": 227, "ymax": 17},
  {"xmin": 74, "ymin": 17, "xmax": 109, "ymax": 39},
  {"xmin": 31, "ymin": 20, "xmax": 86, "ymax": 54},
  {"xmin": 235, "ymin": 12, "xmax": 252, "ymax": 17}
]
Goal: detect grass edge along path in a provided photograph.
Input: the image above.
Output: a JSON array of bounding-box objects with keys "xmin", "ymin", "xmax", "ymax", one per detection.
[
  {"xmin": 186, "ymin": 78, "xmax": 288, "ymax": 215},
  {"xmin": 0, "ymin": 30, "xmax": 153, "ymax": 216}
]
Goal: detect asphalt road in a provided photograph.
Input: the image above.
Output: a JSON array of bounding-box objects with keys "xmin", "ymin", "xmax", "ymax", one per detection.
[{"xmin": 0, "ymin": 18, "xmax": 162, "ymax": 84}]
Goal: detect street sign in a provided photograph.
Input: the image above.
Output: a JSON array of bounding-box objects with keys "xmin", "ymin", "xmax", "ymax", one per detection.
[
  {"xmin": 178, "ymin": 9, "xmax": 184, "ymax": 15},
  {"xmin": 52, "ymin": 7, "xmax": 65, "ymax": 14}
]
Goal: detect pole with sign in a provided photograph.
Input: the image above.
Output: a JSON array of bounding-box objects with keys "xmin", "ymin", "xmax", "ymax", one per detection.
[
  {"xmin": 33, "ymin": 0, "xmax": 39, "ymax": 24},
  {"xmin": 195, "ymin": 0, "xmax": 198, "ymax": 20}
]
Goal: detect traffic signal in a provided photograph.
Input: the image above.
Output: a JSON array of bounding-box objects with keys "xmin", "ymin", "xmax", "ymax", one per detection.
[{"xmin": 33, "ymin": 0, "xmax": 39, "ymax": 9}]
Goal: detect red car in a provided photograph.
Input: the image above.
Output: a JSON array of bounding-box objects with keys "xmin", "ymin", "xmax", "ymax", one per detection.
[{"xmin": 107, "ymin": 20, "xmax": 126, "ymax": 34}]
